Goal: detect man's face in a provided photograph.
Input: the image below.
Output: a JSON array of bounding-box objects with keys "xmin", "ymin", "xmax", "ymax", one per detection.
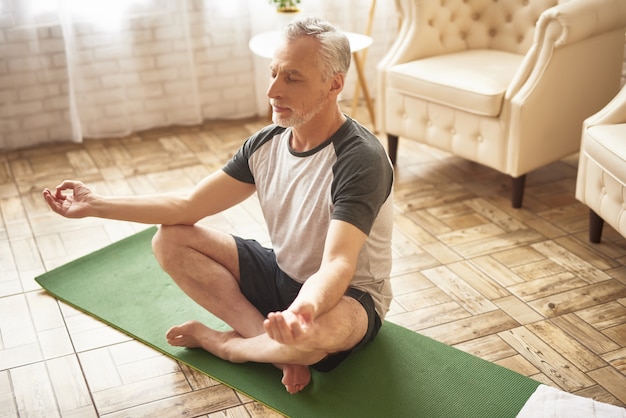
[{"xmin": 267, "ymin": 36, "xmax": 333, "ymax": 128}]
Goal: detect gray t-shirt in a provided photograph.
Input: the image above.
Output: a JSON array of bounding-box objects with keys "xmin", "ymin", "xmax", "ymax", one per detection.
[{"xmin": 223, "ymin": 117, "xmax": 394, "ymax": 319}]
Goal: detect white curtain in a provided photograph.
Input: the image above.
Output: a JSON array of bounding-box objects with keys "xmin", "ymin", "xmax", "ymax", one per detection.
[{"xmin": 0, "ymin": 0, "xmax": 398, "ymax": 150}]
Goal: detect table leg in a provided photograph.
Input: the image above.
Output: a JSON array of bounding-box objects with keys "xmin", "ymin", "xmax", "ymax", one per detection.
[
  {"xmin": 352, "ymin": 51, "xmax": 376, "ymax": 129},
  {"xmin": 350, "ymin": 51, "xmax": 362, "ymax": 117}
]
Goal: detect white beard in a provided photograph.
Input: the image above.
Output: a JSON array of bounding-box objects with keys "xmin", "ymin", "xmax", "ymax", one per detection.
[{"xmin": 271, "ymin": 92, "xmax": 327, "ymax": 128}]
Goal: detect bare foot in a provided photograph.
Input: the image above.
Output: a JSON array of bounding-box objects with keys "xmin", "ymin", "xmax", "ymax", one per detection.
[
  {"xmin": 167, "ymin": 320, "xmax": 313, "ymax": 393},
  {"xmin": 280, "ymin": 363, "xmax": 311, "ymax": 394},
  {"xmin": 166, "ymin": 320, "xmax": 237, "ymax": 359},
  {"xmin": 167, "ymin": 320, "xmax": 204, "ymax": 348}
]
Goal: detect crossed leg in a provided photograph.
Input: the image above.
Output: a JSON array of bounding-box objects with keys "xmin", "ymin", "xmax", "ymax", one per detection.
[{"xmin": 152, "ymin": 224, "xmax": 368, "ymax": 393}]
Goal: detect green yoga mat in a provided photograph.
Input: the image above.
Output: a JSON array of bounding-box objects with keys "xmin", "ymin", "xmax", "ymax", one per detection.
[{"xmin": 36, "ymin": 227, "xmax": 540, "ymax": 417}]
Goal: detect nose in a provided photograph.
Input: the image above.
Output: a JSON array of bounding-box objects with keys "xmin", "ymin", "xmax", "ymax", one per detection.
[{"xmin": 266, "ymin": 76, "xmax": 282, "ymax": 100}]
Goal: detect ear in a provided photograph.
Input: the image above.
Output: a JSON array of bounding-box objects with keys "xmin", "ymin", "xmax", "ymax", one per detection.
[{"xmin": 329, "ymin": 72, "xmax": 345, "ymax": 95}]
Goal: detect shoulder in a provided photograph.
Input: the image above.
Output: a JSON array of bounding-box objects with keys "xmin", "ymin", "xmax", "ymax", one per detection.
[
  {"xmin": 329, "ymin": 119, "xmax": 394, "ymax": 234},
  {"xmin": 223, "ymin": 124, "xmax": 286, "ymax": 183},
  {"xmin": 332, "ymin": 118, "xmax": 393, "ymax": 183},
  {"xmin": 241, "ymin": 124, "xmax": 287, "ymax": 156}
]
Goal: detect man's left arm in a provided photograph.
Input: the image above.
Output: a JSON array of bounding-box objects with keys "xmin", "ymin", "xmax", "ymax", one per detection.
[{"xmin": 263, "ymin": 219, "xmax": 366, "ymax": 344}]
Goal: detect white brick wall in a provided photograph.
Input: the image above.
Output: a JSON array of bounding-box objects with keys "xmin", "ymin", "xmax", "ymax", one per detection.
[
  {"xmin": 1, "ymin": 7, "xmax": 75, "ymax": 149},
  {"xmin": 0, "ymin": 0, "xmax": 401, "ymax": 150}
]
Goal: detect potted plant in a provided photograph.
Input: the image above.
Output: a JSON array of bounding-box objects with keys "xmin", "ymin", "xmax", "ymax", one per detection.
[{"xmin": 269, "ymin": 0, "xmax": 300, "ymax": 13}]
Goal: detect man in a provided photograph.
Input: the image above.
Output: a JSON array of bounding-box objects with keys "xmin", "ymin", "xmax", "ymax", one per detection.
[{"xmin": 43, "ymin": 17, "xmax": 393, "ymax": 394}]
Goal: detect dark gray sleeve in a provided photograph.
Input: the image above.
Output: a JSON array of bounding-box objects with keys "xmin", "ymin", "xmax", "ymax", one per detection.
[
  {"xmin": 222, "ymin": 141, "xmax": 255, "ymax": 184},
  {"xmin": 331, "ymin": 138, "xmax": 393, "ymax": 235},
  {"xmin": 222, "ymin": 125, "xmax": 285, "ymax": 184}
]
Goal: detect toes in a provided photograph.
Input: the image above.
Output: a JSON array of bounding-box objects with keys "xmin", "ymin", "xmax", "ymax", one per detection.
[
  {"xmin": 285, "ymin": 383, "xmax": 302, "ymax": 394},
  {"xmin": 281, "ymin": 364, "xmax": 311, "ymax": 394},
  {"xmin": 166, "ymin": 331, "xmax": 185, "ymax": 345},
  {"xmin": 167, "ymin": 336, "xmax": 183, "ymax": 346},
  {"xmin": 164, "ymin": 321, "xmax": 201, "ymax": 348},
  {"xmin": 165, "ymin": 327, "xmax": 179, "ymax": 340},
  {"xmin": 165, "ymin": 327, "xmax": 186, "ymax": 342}
]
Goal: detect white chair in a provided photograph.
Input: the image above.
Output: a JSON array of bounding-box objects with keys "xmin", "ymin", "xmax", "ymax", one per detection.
[
  {"xmin": 377, "ymin": 0, "xmax": 626, "ymax": 207},
  {"xmin": 576, "ymin": 83, "xmax": 626, "ymax": 243}
]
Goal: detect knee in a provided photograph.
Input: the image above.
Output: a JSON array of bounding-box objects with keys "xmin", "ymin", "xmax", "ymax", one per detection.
[{"xmin": 152, "ymin": 224, "xmax": 189, "ymax": 268}]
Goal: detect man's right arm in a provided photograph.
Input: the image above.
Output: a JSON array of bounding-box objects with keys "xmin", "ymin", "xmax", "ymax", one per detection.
[{"xmin": 43, "ymin": 170, "xmax": 256, "ymax": 225}]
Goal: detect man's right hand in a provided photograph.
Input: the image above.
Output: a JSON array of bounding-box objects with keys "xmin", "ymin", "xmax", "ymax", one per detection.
[
  {"xmin": 42, "ymin": 180, "xmax": 95, "ymax": 219},
  {"xmin": 264, "ymin": 301, "xmax": 318, "ymax": 348}
]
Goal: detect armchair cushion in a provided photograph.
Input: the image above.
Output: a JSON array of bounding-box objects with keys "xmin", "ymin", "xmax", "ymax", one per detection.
[{"xmin": 387, "ymin": 49, "xmax": 524, "ymax": 116}]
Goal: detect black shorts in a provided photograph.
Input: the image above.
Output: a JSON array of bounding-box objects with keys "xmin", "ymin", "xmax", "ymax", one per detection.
[{"xmin": 234, "ymin": 236, "xmax": 382, "ymax": 373}]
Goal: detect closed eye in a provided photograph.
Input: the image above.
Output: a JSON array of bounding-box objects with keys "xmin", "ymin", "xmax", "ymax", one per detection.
[
  {"xmin": 269, "ymin": 66, "xmax": 304, "ymax": 82},
  {"xmin": 269, "ymin": 72, "xmax": 301, "ymax": 83}
]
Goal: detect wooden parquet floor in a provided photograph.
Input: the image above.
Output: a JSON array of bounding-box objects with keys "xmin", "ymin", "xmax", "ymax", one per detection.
[{"xmin": 1, "ymin": 103, "xmax": 625, "ymax": 417}]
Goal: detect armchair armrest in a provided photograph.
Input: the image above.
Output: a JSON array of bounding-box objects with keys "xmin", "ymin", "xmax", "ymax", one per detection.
[
  {"xmin": 584, "ymin": 83, "xmax": 626, "ymax": 128},
  {"xmin": 545, "ymin": 0, "xmax": 626, "ymax": 47},
  {"xmin": 377, "ymin": 0, "xmax": 446, "ymax": 132},
  {"xmin": 506, "ymin": 0, "xmax": 626, "ymax": 100}
]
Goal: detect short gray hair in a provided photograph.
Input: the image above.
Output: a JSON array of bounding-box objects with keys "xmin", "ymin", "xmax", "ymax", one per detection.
[{"xmin": 282, "ymin": 17, "xmax": 351, "ymax": 80}]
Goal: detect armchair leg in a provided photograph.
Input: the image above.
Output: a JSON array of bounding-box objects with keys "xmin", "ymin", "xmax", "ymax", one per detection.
[
  {"xmin": 511, "ymin": 175, "xmax": 526, "ymax": 208},
  {"xmin": 387, "ymin": 134, "xmax": 398, "ymax": 165},
  {"xmin": 589, "ymin": 209, "xmax": 604, "ymax": 243}
]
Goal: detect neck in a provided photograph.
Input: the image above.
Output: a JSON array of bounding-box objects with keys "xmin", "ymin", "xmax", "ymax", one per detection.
[{"xmin": 290, "ymin": 106, "xmax": 346, "ymax": 152}]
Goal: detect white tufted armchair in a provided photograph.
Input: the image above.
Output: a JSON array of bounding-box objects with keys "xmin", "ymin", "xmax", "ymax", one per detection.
[
  {"xmin": 576, "ymin": 83, "xmax": 626, "ymax": 243},
  {"xmin": 377, "ymin": 0, "xmax": 626, "ymax": 207}
]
